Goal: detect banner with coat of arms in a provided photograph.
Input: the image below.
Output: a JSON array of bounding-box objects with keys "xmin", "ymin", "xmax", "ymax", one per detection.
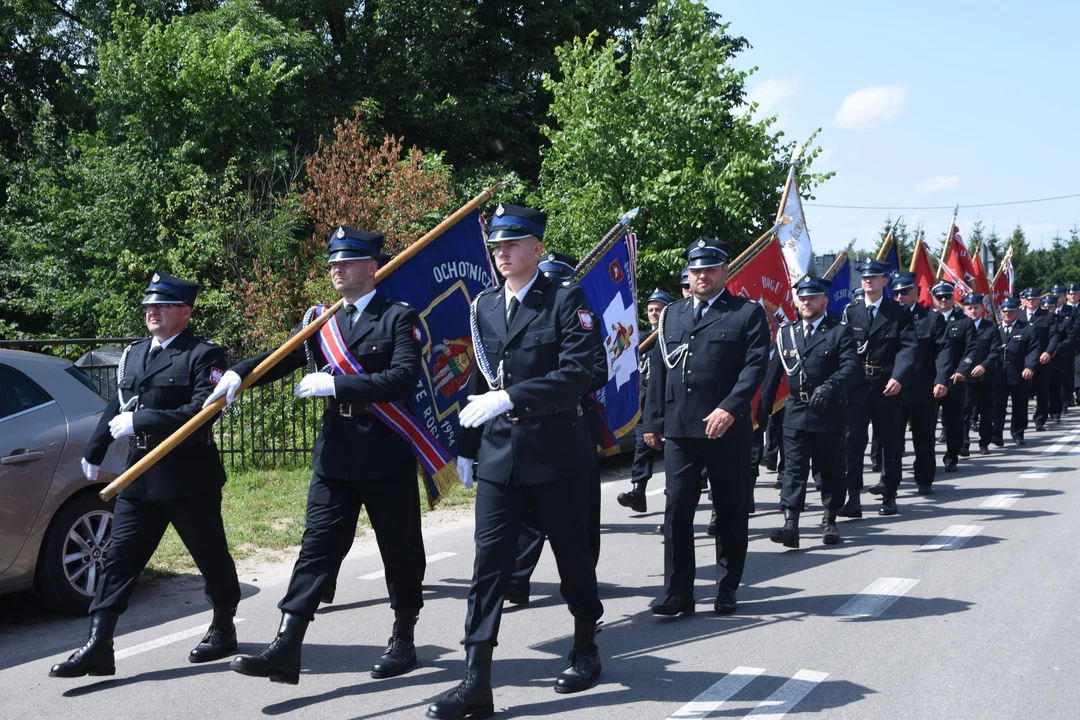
[
  {"xmin": 376, "ymin": 210, "xmax": 496, "ymax": 507},
  {"xmin": 727, "ymin": 237, "xmax": 797, "ymax": 421},
  {"xmin": 574, "ymin": 232, "xmax": 641, "ymax": 452}
]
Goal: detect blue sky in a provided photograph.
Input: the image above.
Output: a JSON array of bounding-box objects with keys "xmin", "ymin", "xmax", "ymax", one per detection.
[{"xmin": 709, "ymin": 0, "xmax": 1080, "ymax": 258}]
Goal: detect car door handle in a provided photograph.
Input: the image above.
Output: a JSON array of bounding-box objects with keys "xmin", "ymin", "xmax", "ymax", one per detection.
[{"xmin": 1, "ymin": 451, "xmax": 46, "ymax": 465}]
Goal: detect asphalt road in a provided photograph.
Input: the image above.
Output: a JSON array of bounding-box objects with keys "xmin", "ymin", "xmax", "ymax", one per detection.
[{"xmin": 3, "ymin": 412, "xmax": 1078, "ymax": 720}]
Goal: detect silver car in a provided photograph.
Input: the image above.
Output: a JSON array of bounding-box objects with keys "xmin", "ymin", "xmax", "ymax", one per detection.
[{"xmin": 0, "ymin": 349, "xmax": 126, "ymax": 614}]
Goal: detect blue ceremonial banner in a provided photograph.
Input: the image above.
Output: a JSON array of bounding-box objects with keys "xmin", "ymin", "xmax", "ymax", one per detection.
[
  {"xmin": 377, "ymin": 211, "xmax": 496, "ymax": 506},
  {"xmin": 827, "ymin": 255, "xmax": 852, "ymax": 316},
  {"xmin": 575, "ymin": 233, "xmax": 641, "ymax": 452}
]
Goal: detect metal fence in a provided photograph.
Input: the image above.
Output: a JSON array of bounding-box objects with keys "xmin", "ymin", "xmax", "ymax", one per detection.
[{"xmin": 1, "ymin": 338, "xmax": 319, "ymax": 470}]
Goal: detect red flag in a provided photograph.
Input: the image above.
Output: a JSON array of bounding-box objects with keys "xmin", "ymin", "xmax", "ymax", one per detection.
[
  {"xmin": 992, "ymin": 252, "xmax": 1014, "ymax": 310},
  {"xmin": 971, "ymin": 247, "xmax": 991, "ymax": 295},
  {"xmin": 727, "ymin": 238, "xmax": 797, "ymax": 422},
  {"xmin": 910, "ymin": 237, "xmax": 936, "ymax": 308},
  {"xmin": 944, "ymin": 228, "xmax": 979, "ymax": 299}
]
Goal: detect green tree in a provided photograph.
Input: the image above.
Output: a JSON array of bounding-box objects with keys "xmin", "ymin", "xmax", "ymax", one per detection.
[{"xmin": 536, "ymin": 0, "xmax": 829, "ymax": 298}]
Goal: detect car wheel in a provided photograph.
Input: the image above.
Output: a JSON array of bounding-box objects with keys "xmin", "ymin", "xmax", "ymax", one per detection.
[{"xmin": 33, "ymin": 491, "xmax": 115, "ymax": 615}]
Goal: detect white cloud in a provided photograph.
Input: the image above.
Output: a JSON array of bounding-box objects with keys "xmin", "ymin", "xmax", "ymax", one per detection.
[
  {"xmin": 745, "ymin": 76, "xmax": 799, "ymax": 116},
  {"xmin": 914, "ymin": 175, "xmax": 960, "ymax": 195},
  {"xmin": 834, "ymin": 85, "xmax": 908, "ymax": 130}
]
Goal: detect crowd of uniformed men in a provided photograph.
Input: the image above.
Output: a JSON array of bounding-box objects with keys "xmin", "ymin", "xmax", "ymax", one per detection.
[{"xmin": 49, "ymin": 203, "xmax": 1077, "ymax": 719}]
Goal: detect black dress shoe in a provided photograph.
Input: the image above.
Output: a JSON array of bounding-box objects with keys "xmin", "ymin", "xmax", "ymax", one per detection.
[
  {"xmin": 651, "ymin": 597, "xmax": 695, "ymax": 616},
  {"xmin": 707, "ymin": 509, "xmax": 717, "ymax": 536},
  {"xmin": 230, "ymin": 613, "xmax": 308, "ymax": 685},
  {"xmin": 879, "ymin": 496, "xmax": 898, "ymax": 516},
  {"xmin": 1012, "ymin": 433, "xmax": 1027, "ymax": 446},
  {"xmin": 821, "ymin": 512, "xmax": 840, "ymax": 545},
  {"xmin": 655, "ymin": 524, "xmax": 664, "ymax": 535},
  {"xmin": 867, "ymin": 482, "xmax": 887, "ymax": 496},
  {"xmin": 427, "ymin": 643, "xmax": 494, "ymax": 719},
  {"xmin": 1034, "ymin": 423, "xmax": 1045, "ymax": 432},
  {"xmin": 959, "ymin": 445, "xmax": 970, "ymax": 457},
  {"xmin": 504, "ymin": 585, "xmax": 530, "ymax": 606},
  {"xmin": 189, "ymin": 607, "xmax": 238, "ymax": 663},
  {"xmin": 836, "ymin": 499, "xmax": 863, "ymax": 518},
  {"xmin": 943, "ymin": 460, "xmax": 958, "ymax": 473},
  {"xmin": 554, "ymin": 620, "xmax": 601, "ymax": 694},
  {"xmin": 916, "ymin": 484, "xmax": 934, "ymax": 495},
  {"xmin": 713, "ymin": 590, "xmax": 737, "ymax": 615},
  {"xmin": 979, "ymin": 445, "xmax": 991, "ymax": 455},
  {"xmin": 49, "ymin": 612, "xmax": 118, "ymax": 678},
  {"xmin": 772, "ymin": 479, "xmax": 782, "ymax": 490},
  {"xmin": 991, "ymin": 435, "xmax": 1005, "ymax": 447},
  {"xmin": 371, "ymin": 613, "xmax": 418, "ymax": 679},
  {"xmin": 617, "ymin": 488, "xmax": 647, "ymax": 513},
  {"xmin": 765, "ymin": 458, "xmax": 778, "ymax": 472}
]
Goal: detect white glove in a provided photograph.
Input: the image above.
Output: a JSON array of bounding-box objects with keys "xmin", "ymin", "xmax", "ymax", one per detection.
[
  {"xmin": 81, "ymin": 458, "xmax": 99, "ymax": 482},
  {"xmin": 459, "ymin": 391, "xmax": 513, "ymax": 428},
  {"xmin": 108, "ymin": 412, "xmax": 134, "ymax": 440},
  {"xmin": 203, "ymin": 370, "xmax": 242, "ymax": 408},
  {"xmin": 294, "ymin": 372, "xmax": 337, "ymax": 399},
  {"xmin": 457, "ymin": 457, "xmax": 474, "ymax": 490}
]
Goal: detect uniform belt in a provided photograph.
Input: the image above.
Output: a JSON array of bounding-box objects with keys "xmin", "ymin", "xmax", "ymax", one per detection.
[
  {"xmin": 505, "ymin": 402, "xmax": 582, "ymax": 425},
  {"xmin": 862, "ymin": 364, "xmax": 894, "ymax": 378},
  {"xmin": 130, "ymin": 430, "xmax": 212, "ymax": 451},
  {"xmin": 328, "ymin": 400, "xmax": 374, "ymax": 419}
]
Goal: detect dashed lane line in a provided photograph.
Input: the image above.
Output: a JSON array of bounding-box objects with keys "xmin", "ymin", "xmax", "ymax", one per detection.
[
  {"xmin": 745, "ymin": 669, "xmax": 830, "ymax": 719},
  {"xmin": 666, "ymin": 666, "xmax": 765, "ymax": 720},
  {"xmin": 114, "ymin": 618, "xmax": 246, "ymax": 660},
  {"xmin": 922, "ymin": 525, "xmax": 984, "ymax": 551},
  {"xmin": 833, "ymin": 577, "xmax": 920, "ymax": 618},
  {"xmin": 980, "ymin": 491, "xmax": 1025, "ymax": 509},
  {"xmin": 358, "ymin": 551, "xmax": 457, "ymax": 580}
]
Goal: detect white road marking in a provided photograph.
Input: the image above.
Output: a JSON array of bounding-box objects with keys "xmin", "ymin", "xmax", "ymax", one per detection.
[
  {"xmin": 646, "ymin": 488, "xmax": 666, "ymax": 496},
  {"xmin": 922, "ymin": 525, "xmax": 983, "ymax": 551},
  {"xmin": 114, "ymin": 619, "xmax": 245, "ymax": 660},
  {"xmin": 833, "ymin": 577, "xmax": 919, "ymax": 618},
  {"xmin": 358, "ymin": 551, "xmax": 456, "ymax": 580},
  {"xmin": 745, "ymin": 669, "xmax": 830, "ymax": 719},
  {"xmin": 1021, "ymin": 466, "xmax": 1056, "ymax": 479},
  {"xmin": 666, "ymin": 666, "xmax": 765, "ymax": 719},
  {"xmin": 980, "ymin": 491, "xmax": 1025, "ymax": 509},
  {"xmin": 1042, "ymin": 432, "xmax": 1080, "ymax": 455}
]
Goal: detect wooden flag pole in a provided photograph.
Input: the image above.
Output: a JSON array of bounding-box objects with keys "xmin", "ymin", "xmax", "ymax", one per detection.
[
  {"xmin": 824, "ymin": 238, "xmax": 857, "ymax": 281},
  {"xmin": 875, "ymin": 216, "xmax": 902, "ymax": 262},
  {"xmin": 936, "ymin": 205, "xmax": 959, "ymax": 280},
  {"xmin": 99, "ymin": 181, "xmax": 507, "ymax": 502}
]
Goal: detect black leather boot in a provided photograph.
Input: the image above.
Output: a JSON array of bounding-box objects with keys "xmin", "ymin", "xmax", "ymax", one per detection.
[
  {"xmin": 769, "ymin": 509, "xmax": 799, "ymax": 548},
  {"xmin": 371, "ymin": 612, "xmax": 418, "ymax": 678},
  {"xmin": 189, "ymin": 607, "xmax": 238, "ymax": 663},
  {"xmin": 554, "ymin": 620, "xmax": 601, "ymax": 694},
  {"xmin": 706, "ymin": 509, "xmax": 717, "ymax": 536},
  {"xmin": 426, "ymin": 642, "xmax": 494, "ymax": 719},
  {"xmin": 821, "ymin": 510, "xmax": 841, "ymax": 545},
  {"xmin": 49, "ymin": 612, "xmax": 118, "ymax": 678},
  {"xmin": 879, "ymin": 495, "xmax": 898, "ymax": 516},
  {"xmin": 616, "ymin": 487, "xmax": 647, "ymax": 513},
  {"xmin": 837, "ymin": 496, "xmax": 862, "ymax": 518},
  {"xmin": 229, "ymin": 613, "xmax": 307, "ymax": 684}
]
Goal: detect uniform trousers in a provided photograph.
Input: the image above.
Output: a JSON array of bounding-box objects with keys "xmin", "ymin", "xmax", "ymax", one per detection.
[
  {"xmin": 940, "ymin": 384, "xmax": 967, "ymax": 463},
  {"xmin": 1033, "ymin": 364, "xmax": 1052, "ymax": 426},
  {"xmin": 662, "ymin": 421, "xmax": 751, "ymax": 602},
  {"xmin": 963, "ymin": 380, "xmax": 995, "ymax": 448},
  {"xmin": 993, "ymin": 382, "xmax": 1031, "ymax": 437},
  {"xmin": 903, "ymin": 402, "xmax": 939, "ymax": 486},
  {"xmin": 1050, "ymin": 356, "xmax": 1068, "ymax": 416},
  {"xmin": 91, "ymin": 493, "xmax": 239, "ymax": 615},
  {"xmin": 780, "ymin": 422, "xmax": 846, "ymax": 514},
  {"xmin": 630, "ymin": 422, "xmax": 661, "ymax": 490},
  {"xmin": 279, "ymin": 471, "xmax": 426, "ymax": 622},
  {"xmin": 508, "ymin": 466, "xmax": 601, "ymax": 596},
  {"xmin": 464, "ymin": 475, "xmax": 602, "ymax": 646},
  {"xmin": 846, "ymin": 394, "xmax": 904, "ymax": 496}
]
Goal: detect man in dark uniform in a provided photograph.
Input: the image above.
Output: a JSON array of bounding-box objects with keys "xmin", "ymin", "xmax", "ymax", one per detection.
[
  {"xmin": 427, "ymin": 205, "xmax": 604, "ymax": 720},
  {"xmin": 1049, "ymin": 286, "xmax": 1076, "ymax": 419},
  {"xmin": 993, "ymin": 298, "xmax": 1040, "ymax": 445},
  {"xmin": 839, "ymin": 261, "xmax": 916, "ymax": 517},
  {"xmin": 1020, "ymin": 287, "xmax": 1057, "ymax": 430},
  {"xmin": 932, "ymin": 281, "xmax": 977, "ymax": 470},
  {"xmin": 885, "ymin": 273, "xmax": 951, "ymax": 496},
  {"xmin": 51, "ymin": 273, "xmax": 240, "ymax": 678},
  {"xmin": 506, "ymin": 250, "xmax": 609, "ymax": 605},
  {"xmin": 618, "ymin": 288, "xmax": 675, "ymax": 513},
  {"xmin": 760, "ymin": 275, "xmax": 858, "ymax": 547},
  {"xmin": 643, "ymin": 237, "xmax": 769, "ymax": 616},
  {"xmin": 206, "ymin": 226, "xmax": 428, "ymax": 685},
  {"xmin": 1067, "ymin": 284, "xmax": 1080, "ymax": 404},
  {"xmin": 960, "ymin": 294, "xmax": 1000, "ymax": 456}
]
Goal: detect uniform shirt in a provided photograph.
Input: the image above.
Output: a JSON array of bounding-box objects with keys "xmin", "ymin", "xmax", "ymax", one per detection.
[
  {"xmin": 343, "ymin": 289, "xmax": 377, "ymax": 325},
  {"xmin": 505, "ymin": 271, "xmax": 540, "ymax": 315},
  {"xmin": 150, "ymin": 331, "xmax": 181, "ymax": 352},
  {"xmin": 692, "ymin": 289, "xmax": 725, "ymax": 317}
]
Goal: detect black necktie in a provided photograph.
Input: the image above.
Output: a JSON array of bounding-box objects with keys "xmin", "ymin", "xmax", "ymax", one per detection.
[
  {"xmin": 345, "ymin": 303, "xmax": 357, "ymax": 325},
  {"xmin": 507, "ymin": 296, "xmax": 520, "ymax": 327},
  {"xmin": 147, "ymin": 345, "xmax": 162, "ymax": 365},
  {"xmin": 804, "ymin": 323, "xmax": 813, "ymax": 344},
  {"xmin": 695, "ymin": 301, "xmax": 706, "ymax": 324},
  {"xmin": 867, "ymin": 305, "xmax": 875, "ymax": 325}
]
